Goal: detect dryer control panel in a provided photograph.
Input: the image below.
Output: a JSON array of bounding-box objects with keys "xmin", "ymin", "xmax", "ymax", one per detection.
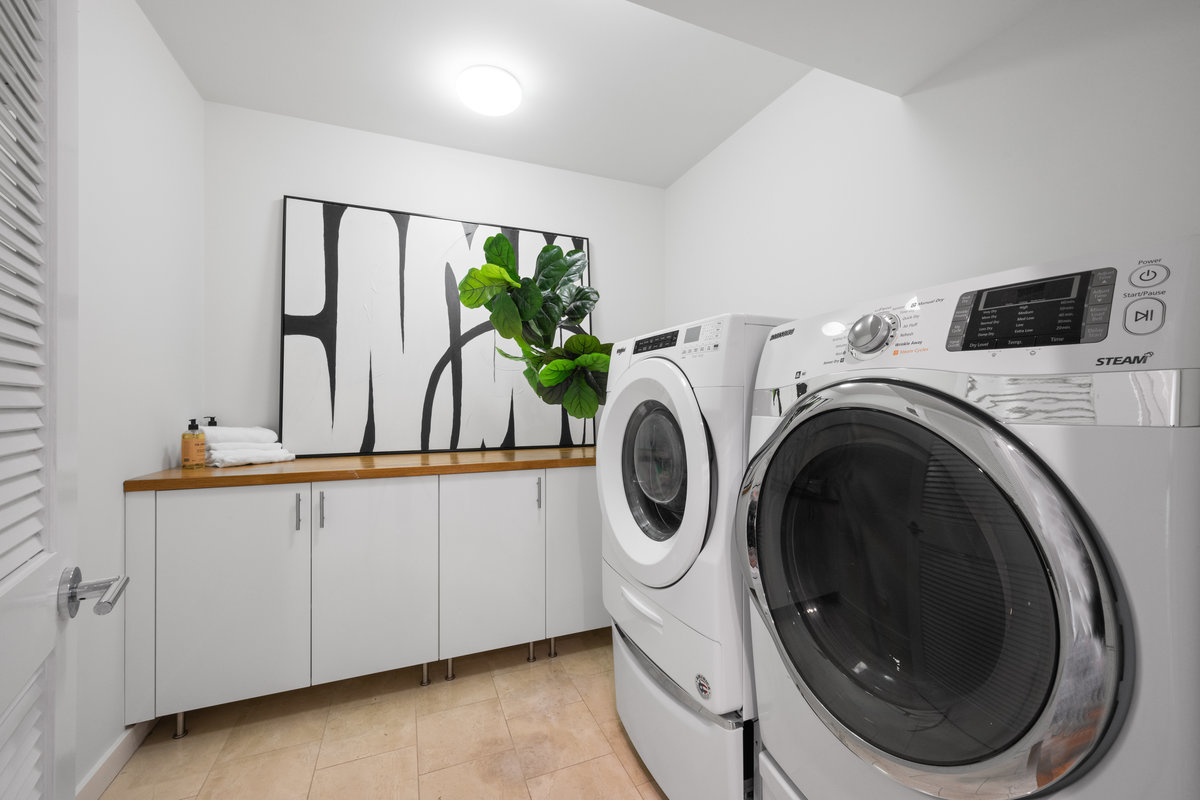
[
  {"xmin": 632, "ymin": 317, "xmax": 727, "ymax": 358},
  {"xmin": 633, "ymin": 330, "xmax": 679, "ymax": 353}
]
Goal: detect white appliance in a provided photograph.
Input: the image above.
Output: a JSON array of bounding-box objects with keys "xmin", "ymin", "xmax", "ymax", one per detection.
[
  {"xmin": 738, "ymin": 237, "xmax": 1200, "ymax": 800},
  {"xmin": 597, "ymin": 313, "xmax": 784, "ymax": 800}
]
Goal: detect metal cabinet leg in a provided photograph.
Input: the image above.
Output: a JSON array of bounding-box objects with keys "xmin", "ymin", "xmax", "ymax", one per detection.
[
  {"xmin": 172, "ymin": 711, "xmax": 188, "ymax": 739},
  {"xmin": 527, "ymin": 641, "xmax": 536, "ymax": 663},
  {"xmin": 549, "ymin": 637, "xmax": 558, "ymax": 658},
  {"xmin": 446, "ymin": 658, "xmax": 456, "ymax": 681},
  {"xmin": 421, "ymin": 663, "xmax": 431, "ymax": 686}
]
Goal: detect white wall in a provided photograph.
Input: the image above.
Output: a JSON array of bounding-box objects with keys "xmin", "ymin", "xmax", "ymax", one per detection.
[
  {"xmin": 77, "ymin": 0, "xmax": 205, "ymax": 785},
  {"xmin": 72, "ymin": 12, "xmax": 664, "ymax": 783},
  {"xmin": 203, "ymin": 105, "xmax": 665, "ymax": 428},
  {"xmin": 664, "ymin": 0, "xmax": 1200, "ymax": 323}
]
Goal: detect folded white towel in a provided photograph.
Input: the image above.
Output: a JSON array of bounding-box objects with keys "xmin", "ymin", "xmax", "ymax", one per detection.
[
  {"xmin": 200, "ymin": 426, "xmax": 279, "ymax": 445},
  {"xmin": 206, "ymin": 441, "xmax": 284, "ymax": 453},
  {"xmin": 206, "ymin": 448, "xmax": 296, "ymax": 468}
]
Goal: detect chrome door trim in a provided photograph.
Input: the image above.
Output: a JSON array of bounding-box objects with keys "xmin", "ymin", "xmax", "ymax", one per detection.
[
  {"xmin": 613, "ymin": 623, "xmax": 742, "ymax": 731},
  {"xmin": 738, "ymin": 379, "xmax": 1124, "ymax": 800}
]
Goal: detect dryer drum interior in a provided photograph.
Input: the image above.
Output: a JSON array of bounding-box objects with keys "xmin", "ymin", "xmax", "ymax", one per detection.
[
  {"xmin": 622, "ymin": 399, "xmax": 689, "ymax": 541},
  {"xmin": 744, "ymin": 380, "xmax": 1123, "ymax": 797}
]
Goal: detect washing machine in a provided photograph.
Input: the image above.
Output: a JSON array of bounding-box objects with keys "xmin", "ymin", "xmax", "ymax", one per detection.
[
  {"xmin": 597, "ymin": 312, "xmax": 785, "ymax": 800},
  {"xmin": 737, "ymin": 236, "xmax": 1200, "ymax": 800}
]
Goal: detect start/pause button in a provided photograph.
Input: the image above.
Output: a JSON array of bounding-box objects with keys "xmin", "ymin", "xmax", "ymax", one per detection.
[{"xmin": 1123, "ymin": 298, "xmax": 1165, "ymax": 335}]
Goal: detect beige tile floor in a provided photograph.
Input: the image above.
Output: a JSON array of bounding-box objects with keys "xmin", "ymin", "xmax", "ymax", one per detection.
[{"xmin": 101, "ymin": 627, "xmax": 668, "ymax": 800}]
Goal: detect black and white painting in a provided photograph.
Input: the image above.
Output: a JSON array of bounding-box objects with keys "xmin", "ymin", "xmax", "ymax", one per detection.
[{"xmin": 280, "ymin": 196, "xmax": 594, "ymax": 456}]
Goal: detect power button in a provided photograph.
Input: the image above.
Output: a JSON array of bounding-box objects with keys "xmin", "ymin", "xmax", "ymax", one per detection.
[{"xmin": 1130, "ymin": 264, "xmax": 1170, "ymax": 288}]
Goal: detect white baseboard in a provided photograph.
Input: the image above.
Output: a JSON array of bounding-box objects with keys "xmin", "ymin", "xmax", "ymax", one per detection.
[{"xmin": 76, "ymin": 719, "xmax": 156, "ymax": 800}]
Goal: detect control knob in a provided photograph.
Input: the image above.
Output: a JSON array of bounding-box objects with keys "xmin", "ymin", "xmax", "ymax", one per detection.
[{"xmin": 847, "ymin": 313, "xmax": 894, "ymax": 354}]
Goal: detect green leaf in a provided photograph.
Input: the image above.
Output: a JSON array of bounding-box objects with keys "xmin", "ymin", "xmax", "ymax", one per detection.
[
  {"xmin": 533, "ymin": 245, "xmax": 580, "ymax": 292},
  {"xmin": 538, "ymin": 359, "xmax": 577, "ymax": 387},
  {"xmin": 522, "ymin": 321, "xmax": 548, "ymax": 349},
  {"xmin": 513, "ymin": 278, "xmax": 544, "ymax": 321},
  {"xmin": 573, "ymin": 352, "xmax": 609, "ymax": 372},
  {"xmin": 560, "ymin": 249, "xmax": 587, "ymax": 285},
  {"xmin": 458, "ymin": 264, "xmax": 519, "ymax": 308},
  {"xmin": 495, "ymin": 347, "xmax": 525, "ymax": 361},
  {"xmin": 523, "ymin": 365, "xmax": 539, "ymax": 391},
  {"xmin": 561, "ymin": 285, "xmax": 600, "ymax": 324},
  {"xmin": 538, "ymin": 347, "xmax": 572, "ymax": 367},
  {"xmin": 564, "ymin": 333, "xmax": 603, "ymax": 356},
  {"xmin": 491, "ymin": 263, "xmax": 522, "ymax": 287},
  {"xmin": 534, "ymin": 245, "xmax": 563, "ymax": 281},
  {"xmin": 582, "ymin": 368, "xmax": 608, "ymax": 406},
  {"xmin": 535, "ymin": 377, "xmax": 570, "ymax": 406},
  {"xmin": 484, "ymin": 234, "xmax": 517, "ymax": 282},
  {"xmin": 524, "ymin": 293, "xmax": 564, "ymax": 349},
  {"xmin": 563, "ymin": 372, "xmax": 600, "ymax": 419},
  {"xmin": 489, "ymin": 292, "xmax": 522, "ymax": 339}
]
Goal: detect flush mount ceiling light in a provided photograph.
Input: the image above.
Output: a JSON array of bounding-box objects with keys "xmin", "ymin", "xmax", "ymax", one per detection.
[{"xmin": 457, "ymin": 65, "xmax": 522, "ymax": 116}]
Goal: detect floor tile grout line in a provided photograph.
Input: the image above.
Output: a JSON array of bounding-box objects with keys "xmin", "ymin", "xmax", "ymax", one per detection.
[
  {"xmin": 527, "ymin": 751, "xmax": 637, "ymax": 795},
  {"xmin": 306, "ymin": 699, "xmax": 332, "ymax": 800}
]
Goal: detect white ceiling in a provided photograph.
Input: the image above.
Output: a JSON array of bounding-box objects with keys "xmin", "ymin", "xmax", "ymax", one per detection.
[
  {"xmin": 630, "ymin": 0, "xmax": 1043, "ymax": 96},
  {"xmin": 135, "ymin": 0, "xmax": 1041, "ymax": 188}
]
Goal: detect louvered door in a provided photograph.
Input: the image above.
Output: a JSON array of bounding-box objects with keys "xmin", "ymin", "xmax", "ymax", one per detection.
[{"xmin": 0, "ymin": 0, "xmax": 74, "ymax": 798}]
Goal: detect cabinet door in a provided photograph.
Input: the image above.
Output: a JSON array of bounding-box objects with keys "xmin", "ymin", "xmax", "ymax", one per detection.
[
  {"xmin": 156, "ymin": 484, "xmax": 311, "ymax": 715},
  {"xmin": 546, "ymin": 466, "xmax": 608, "ymax": 637},
  {"xmin": 439, "ymin": 470, "xmax": 546, "ymax": 658},
  {"xmin": 311, "ymin": 477, "xmax": 438, "ymax": 685}
]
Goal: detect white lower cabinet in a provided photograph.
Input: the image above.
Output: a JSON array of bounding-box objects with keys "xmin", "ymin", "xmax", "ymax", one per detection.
[
  {"xmin": 155, "ymin": 484, "xmax": 312, "ymax": 715},
  {"xmin": 127, "ymin": 465, "xmax": 600, "ymax": 723},
  {"xmin": 439, "ymin": 470, "xmax": 547, "ymax": 658},
  {"xmin": 546, "ymin": 466, "xmax": 607, "ymax": 637},
  {"xmin": 311, "ymin": 477, "xmax": 438, "ymax": 685}
]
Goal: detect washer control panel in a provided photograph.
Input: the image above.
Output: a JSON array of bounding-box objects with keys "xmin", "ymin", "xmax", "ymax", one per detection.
[
  {"xmin": 946, "ymin": 267, "xmax": 1118, "ymax": 351},
  {"xmin": 848, "ymin": 312, "xmax": 900, "ymax": 358},
  {"xmin": 755, "ymin": 236, "xmax": 1198, "ymax": 391}
]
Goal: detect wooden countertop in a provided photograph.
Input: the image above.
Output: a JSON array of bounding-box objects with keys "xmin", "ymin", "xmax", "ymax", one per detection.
[{"xmin": 124, "ymin": 447, "xmax": 597, "ymax": 492}]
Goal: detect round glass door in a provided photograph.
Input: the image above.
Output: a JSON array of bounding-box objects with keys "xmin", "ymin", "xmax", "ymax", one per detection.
[
  {"xmin": 740, "ymin": 380, "xmax": 1123, "ymax": 799},
  {"xmin": 597, "ymin": 357, "xmax": 712, "ymax": 587},
  {"xmin": 622, "ymin": 400, "xmax": 689, "ymax": 542},
  {"xmin": 759, "ymin": 407, "xmax": 1057, "ymax": 765}
]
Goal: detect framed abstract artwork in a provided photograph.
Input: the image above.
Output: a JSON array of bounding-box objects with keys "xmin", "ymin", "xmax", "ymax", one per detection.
[{"xmin": 280, "ymin": 196, "xmax": 594, "ymax": 456}]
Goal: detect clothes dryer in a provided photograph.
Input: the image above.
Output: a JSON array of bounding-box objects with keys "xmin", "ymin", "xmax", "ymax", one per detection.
[
  {"xmin": 739, "ymin": 237, "xmax": 1199, "ymax": 799},
  {"xmin": 597, "ymin": 313, "xmax": 784, "ymax": 800}
]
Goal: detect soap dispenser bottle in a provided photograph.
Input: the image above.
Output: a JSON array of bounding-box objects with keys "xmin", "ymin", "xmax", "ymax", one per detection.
[{"xmin": 181, "ymin": 419, "xmax": 206, "ymax": 470}]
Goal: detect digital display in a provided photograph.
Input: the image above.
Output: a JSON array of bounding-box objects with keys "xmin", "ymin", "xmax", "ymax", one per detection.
[
  {"xmin": 947, "ymin": 268, "xmax": 1115, "ymax": 351},
  {"xmin": 980, "ymin": 276, "xmax": 1080, "ymax": 310},
  {"xmin": 683, "ymin": 326, "xmax": 701, "ymax": 344}
]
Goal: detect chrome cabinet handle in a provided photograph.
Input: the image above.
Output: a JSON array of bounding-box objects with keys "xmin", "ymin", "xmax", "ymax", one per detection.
[
  {"xmin": 536, "ymin": 476, "xmax": 542, "ymax": 509},
  {"xmin": 295, "ymin": 492, "xmax": 301, "ymax": 530},
  {"xmin": 319, "ymin": 491, "xmax": 325, "ymax": 528}
]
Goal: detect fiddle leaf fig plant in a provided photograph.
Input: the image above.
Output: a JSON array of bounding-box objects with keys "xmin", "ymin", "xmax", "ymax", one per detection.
[{"xmin": 457, "ymin": 233, "xmax": 610, "ymax": 419}]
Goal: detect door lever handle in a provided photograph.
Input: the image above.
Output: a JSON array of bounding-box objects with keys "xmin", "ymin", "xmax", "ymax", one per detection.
[{"xmin": 58, "ymin": 567, "xmax": 130, "ymax": 618}]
